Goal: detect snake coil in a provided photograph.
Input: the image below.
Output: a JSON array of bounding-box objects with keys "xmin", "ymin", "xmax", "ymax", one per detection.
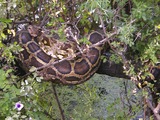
[{"xmin": 15, "ymin": 25, "xmax": 104, "ymax": 85}]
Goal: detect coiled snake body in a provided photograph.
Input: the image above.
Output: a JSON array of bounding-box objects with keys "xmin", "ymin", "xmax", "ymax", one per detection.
[{"xmin": 15, "ymin": 25, "xmax": 104, "ymax": 85}]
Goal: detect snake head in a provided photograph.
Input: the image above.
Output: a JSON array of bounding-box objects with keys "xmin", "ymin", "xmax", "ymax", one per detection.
[{"xmin": 27, "ymin": 25, "xmax": 42, "ymax": 37}]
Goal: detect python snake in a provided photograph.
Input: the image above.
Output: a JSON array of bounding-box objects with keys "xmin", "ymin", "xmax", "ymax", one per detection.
[{"xmin": 15, "ymin": 25, "xmax": 104, "ymax": 85}]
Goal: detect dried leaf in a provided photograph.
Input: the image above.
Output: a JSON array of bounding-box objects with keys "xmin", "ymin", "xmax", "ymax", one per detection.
[
  {"xmin": 29, "ymin": 66, "xmax": 37, "ymax": 72},
  {"xmin": 57, "ymin": 54, "xmax": 64, "ymax": 59}
]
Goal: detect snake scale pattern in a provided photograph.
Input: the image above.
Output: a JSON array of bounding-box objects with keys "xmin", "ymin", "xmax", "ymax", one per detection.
[{"xmin": 15, "ymin": 25, "xmax": 104, "ymax": 85}]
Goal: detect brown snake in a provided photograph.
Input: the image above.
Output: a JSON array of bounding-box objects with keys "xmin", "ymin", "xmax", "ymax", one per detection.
[{"xmin": 14, "ymin": 25, "xmax": 104, "ymax": 85}]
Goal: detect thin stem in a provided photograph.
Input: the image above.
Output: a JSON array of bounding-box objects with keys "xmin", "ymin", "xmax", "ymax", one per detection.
[
  {"xmin": 146, "ymin": 99, "xmax": 160, "ymax": 120},
  {"xmin": 52, "ymin": 83, "xmax": 65, "ymax": 120}
]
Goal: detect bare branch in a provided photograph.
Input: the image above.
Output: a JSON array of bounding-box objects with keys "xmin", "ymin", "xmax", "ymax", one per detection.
[
  {"xmin": 146, "ymin": 99, "xmax": 160, "ymax": 120},
  {"xmin": 154, "ymin": 103, "xmax": 160, "ymax": 114},
  {"xmin": 64, "ymin": 26, "xmax": 83, "ymax": 54},
  {"xmin": 40, "ymin": 10, "xmax": 51, "ymax": 28},
  {"xmin": 96, "ymin": 9, "xmax": 128, "ymax": 65},
  {"xmin": 52, "ymin": 83, "xmax": 65, "ymax": 120},
  {"xmin": 13, "ymin": 20, "xmax": 31, "ymax": 24}
]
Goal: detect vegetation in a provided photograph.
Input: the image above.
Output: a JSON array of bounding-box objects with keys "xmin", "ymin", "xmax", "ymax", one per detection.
[{"xmin": 0, "ymin": 0, "xmax": 159, "ymax": 119}]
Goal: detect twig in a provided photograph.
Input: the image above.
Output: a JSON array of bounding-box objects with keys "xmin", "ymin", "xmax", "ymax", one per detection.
[
  {"xmin": 13, "ymin": 20, "xmax": 31, "ymax": 24},
  {"xmin": 96, "ymin": 9, "xmax": 108, "ymax": 38},
  {"xmin": 119, "ymin": 92, "xmax": 127, "ymax": 118},
  {"xmin": 52, "ymin": 83, "xmax": 65, "ymax": 120},
  {"xmin": 123, "ymin": 81, "xmax": 132, "ymax": 115},
  {"xmin": 17, "ymin": 72, "xmax": 33, "ymax": 82},
  {"xmin": 65, "ymin": 26, "xmax": 83, "ymax": 54},
  {"xmin": 97, "ymin": 9, "xmax": 128, "ymax": 64},
  {"xmin": 146, "ymin": 99, "xmax": 160, "ymax": 120},
  {"xmin": 40, "ymin": 10, "xmax": 51, "ymax": 28},
  {"xmin": 43, "ymin": 110, "xmax": 56, "ymax": 120},
  {"xmin": 97, "ymin": 9, "xmax": 137, "ymax": 72},
  {"xmin": 154, "ymin": 103, "xmax": 160, "ymax": 114}
]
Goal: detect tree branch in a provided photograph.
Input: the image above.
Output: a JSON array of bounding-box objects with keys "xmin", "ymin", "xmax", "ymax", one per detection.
[
  {"xmin": 13, "ymin": 20, "xmax": 31, "ymax": 24},
  {"xmin": 154, "ymin": 103, "xmax": 160, "ymax": 115},
  {"xmin": 146, "ymin": 99, "xmax": 160, "ymax": 120},
  {"xmin": 52, "ymin": 83, "xmax": 65, "ymax": 120},
  {"xmin": 40, "ymin": 10, "xmax": 51, "ymax": 28}
]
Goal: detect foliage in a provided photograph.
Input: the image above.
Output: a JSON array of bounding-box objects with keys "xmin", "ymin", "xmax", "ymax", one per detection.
[{"xmin": 0, "ymin": 0, "xmax": 160, "ymax": 119}]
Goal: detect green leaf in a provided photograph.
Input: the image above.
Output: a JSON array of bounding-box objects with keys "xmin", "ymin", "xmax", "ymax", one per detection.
[
  {"xmin": 0, "ymin": 69, "xmax": 6, "ymax": 81},
  {"xmin": 0, "ymin": 18, "xmax": 12, "ymax": 23},
  {"xmin": 1, "ymin": 32, "xmax": 6, "ymax": 39}
]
